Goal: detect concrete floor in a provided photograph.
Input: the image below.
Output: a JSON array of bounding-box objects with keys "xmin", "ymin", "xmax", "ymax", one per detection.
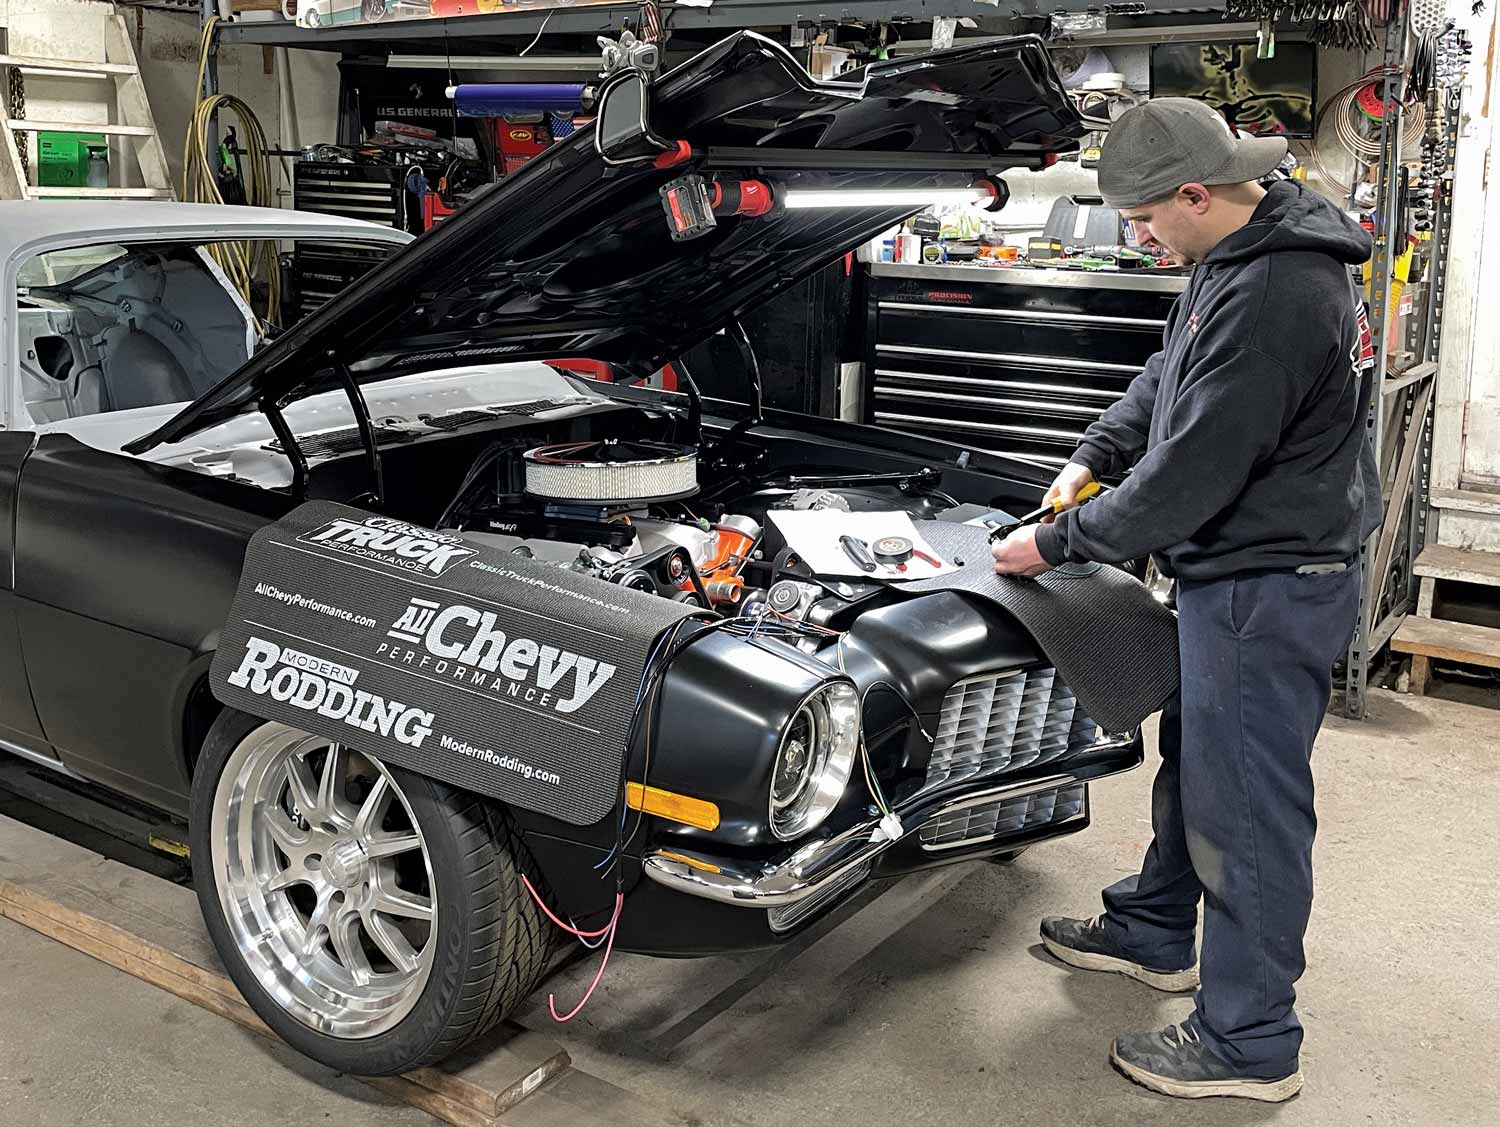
[
  {"xmin": 524, "ymin": 689, "xmax": 1500, "ymax": 1127},
  {"xmin": 0, "ymin": 919, "xmax": 431, "ymax": 1127},
  {"xmin": 0, "ymin": 688, "xmax": 1496, "ymax": 1126}
]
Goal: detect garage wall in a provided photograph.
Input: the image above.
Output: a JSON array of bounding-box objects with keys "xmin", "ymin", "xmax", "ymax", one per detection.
[
  {"xmin": 1433, "ymin": 3, "xmax": 1500, "ymax": 498},
  {"xmin": 0, "ymin": 0, "xmax": 137, "ymax": 186},
  {"xmin": 0, "ymin": 0, "xmax": 340, "ymax": 201},
  {"xmin": 135, "ymin": 8, "xmax": 340, "ymax": 203}
]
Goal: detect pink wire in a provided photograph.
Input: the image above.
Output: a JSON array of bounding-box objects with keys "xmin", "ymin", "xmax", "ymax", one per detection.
[
  {"xmin": 521, "ymin": 874, "xmax": 624, "ymax": 1023},
  {"xmin": 547, "ymin": 896, "xmax": 621, "ymax": 1022},
  {"xmin": 522, "ymin": 874, "xmax": 613, "ymax": 937}
]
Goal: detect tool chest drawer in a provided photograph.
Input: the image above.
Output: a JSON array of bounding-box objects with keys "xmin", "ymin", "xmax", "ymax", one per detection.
[{"xmin": 866, "ymin": 264, "xmax": 1186, "ymax": 468}]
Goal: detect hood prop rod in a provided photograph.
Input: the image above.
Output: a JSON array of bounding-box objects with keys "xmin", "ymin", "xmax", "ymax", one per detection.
[
  {"xmin": 720, "ymin": 319, "xmax": 764, "ymax": 452},
  {"xmin": 262, "ymin": 393, "xmax": 308, "ymax": 501},
  {"xmin": 667, "ymin": 354, "xmax": 705, "ymax": 450},
  {"xmin": 331, "ymin": 352, "xmax": 386, "ymax": 509}
]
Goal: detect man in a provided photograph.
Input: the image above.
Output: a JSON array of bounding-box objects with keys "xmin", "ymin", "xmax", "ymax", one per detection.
[{"xmin": 991, "ymin": 98, "xmax": 1380, "ymax": 1102}]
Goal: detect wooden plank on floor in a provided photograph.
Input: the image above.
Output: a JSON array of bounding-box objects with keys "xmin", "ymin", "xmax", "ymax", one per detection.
[
  {"xmin": 1391, "ymin": 615, "xmax": 1500, "ymax": 668},
  {"xmin": 1413, "ymin": 543, "xmax": 1500, "ymax": 586},
  {"xmin": 0, "ymin": 811, "xmax": 572, "ymax": 1127}
]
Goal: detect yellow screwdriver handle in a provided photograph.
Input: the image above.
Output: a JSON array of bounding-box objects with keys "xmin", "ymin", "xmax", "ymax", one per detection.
[{"xmin": 1049, "ymin": 480, "xmax": 1102, "ymax": 513}]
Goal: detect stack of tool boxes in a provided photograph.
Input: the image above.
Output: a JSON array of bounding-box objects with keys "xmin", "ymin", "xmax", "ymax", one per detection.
[{"xmin": 290, "ymin": 161, "xmax": 408, "ymax": 322}]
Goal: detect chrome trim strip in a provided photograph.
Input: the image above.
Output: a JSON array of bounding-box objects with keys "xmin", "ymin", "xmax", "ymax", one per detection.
[
  {"xmin": 874, "ymin": 369, "xmax": 1125, "ymax": 400},
  {"xmin": 0, "ymin": 736, "xmax": 82, "ymax": 779},
  {"xmin": 879, "ymin": 301, "xmax": 1168, "ymax": 329},
  {"xmin": 876, "ymin": 343, "xmax": 1144, "ymax": 374},
  {"xmin": 875, "ymin": 386, "xmax": 1107, "ymax": 418},
  {"xmin": 642, "ymin": 733, "xmax": 1138, "ymax": 909},
  {"xmin": 867, "ymin": 262, "xmax": 1189, "ymax": 293},
  {"xmin": 874, "ymin": 411, "xmax": 1085, "ymax": 442}
]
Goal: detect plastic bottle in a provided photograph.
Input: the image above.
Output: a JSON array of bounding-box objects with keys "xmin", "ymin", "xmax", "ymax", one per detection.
[{"xmin": 85, "ymin": 146, "xmax": 109, "ymax": 189}]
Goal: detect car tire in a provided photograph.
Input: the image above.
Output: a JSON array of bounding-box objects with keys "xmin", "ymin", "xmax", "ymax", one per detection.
[{"xmin": 189, "ymin": 708, "xmax": 552, "ymax": 1076}]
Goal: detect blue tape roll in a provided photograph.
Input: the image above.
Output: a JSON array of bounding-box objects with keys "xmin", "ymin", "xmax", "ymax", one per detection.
[{"xmin": 449, "ymin": 83, "xmax": 586, "ymax": 117}]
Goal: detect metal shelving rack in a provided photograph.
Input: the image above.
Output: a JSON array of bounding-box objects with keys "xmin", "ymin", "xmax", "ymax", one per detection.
[
  {"xmin": 213, "ymin": 0, "xmax": 1232, "ymax": 50},
  {"xmin": 1341, "ymin": 17, "xmax": 1458, "ymax": 718}
]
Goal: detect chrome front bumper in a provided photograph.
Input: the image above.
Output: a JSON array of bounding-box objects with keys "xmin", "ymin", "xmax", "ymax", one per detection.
[{"xmin": 641, "ymin": 733, "xmax": 1141, "ymax": 911}]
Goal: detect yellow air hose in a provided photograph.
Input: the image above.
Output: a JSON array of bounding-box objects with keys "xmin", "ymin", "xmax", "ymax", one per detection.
[{"xmin": 182, "ymin": 16, "xmax": 281, "ymax": 327}]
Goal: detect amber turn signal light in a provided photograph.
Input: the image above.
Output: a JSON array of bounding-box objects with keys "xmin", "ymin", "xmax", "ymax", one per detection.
[{"xmin": 625, "ymin": 783, "xmax": 721, "ymax": 831}]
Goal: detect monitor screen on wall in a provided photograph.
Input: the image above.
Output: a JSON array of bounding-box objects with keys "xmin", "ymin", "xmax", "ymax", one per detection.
[{"xmin": 1150, "ymin": 42, "xmax": 1316, "ymax": 138}]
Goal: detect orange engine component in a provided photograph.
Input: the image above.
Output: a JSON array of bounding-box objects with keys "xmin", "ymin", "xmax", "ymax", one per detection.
[{"xmin": 683, "ymin": 516, "xmax": 761, "ymax": 605}]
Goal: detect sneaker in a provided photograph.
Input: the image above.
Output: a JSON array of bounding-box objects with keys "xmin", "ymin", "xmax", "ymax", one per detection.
[
  {"xmin": 1039, "ymin": 915, "xmax": 1199, "ymax": 993},
  {"xmin": 1110, "ymin": 1020, "xmax": 1304, "ymax": 1102}
]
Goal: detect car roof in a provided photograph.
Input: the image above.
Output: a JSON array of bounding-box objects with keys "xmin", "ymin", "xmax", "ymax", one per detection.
[{"xmin": 0, "ymin": 201, "xmax": 412, "ymax": 251}]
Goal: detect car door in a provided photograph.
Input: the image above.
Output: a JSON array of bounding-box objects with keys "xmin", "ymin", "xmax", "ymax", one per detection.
[
  {"xmin": 2, "ymin": 222, "xmax": 404, "ymax": 813},
  {"xmin": 13, "ymin": 436, "xmax": 287, "ymax": 815},
  {"xmin": 0, "ymin": 431, "xmax": 57, "ymax": 766}
]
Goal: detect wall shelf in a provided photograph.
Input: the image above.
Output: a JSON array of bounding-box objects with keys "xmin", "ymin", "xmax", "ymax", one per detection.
[{"xmin": 216, "ymin": 0, "xmax": 1229, "ymax": 51}]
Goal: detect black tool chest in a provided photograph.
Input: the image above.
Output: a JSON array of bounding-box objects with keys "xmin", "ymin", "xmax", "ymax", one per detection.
[
  {"xmin": 864, "ymin": 263, "xmax": 1187, "ymax": 468},
  {"xmin": 288, "ymin": 162, "xmax": 408, "ymax": 322}
]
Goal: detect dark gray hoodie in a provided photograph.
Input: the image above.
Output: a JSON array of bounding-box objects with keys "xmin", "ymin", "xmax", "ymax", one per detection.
[{"xmin": 1035, "ymin": 180, "xmax": 1382, "ymax": 581}]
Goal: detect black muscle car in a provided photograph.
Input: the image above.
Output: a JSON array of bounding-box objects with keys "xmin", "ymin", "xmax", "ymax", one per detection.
[{"xmin": 0, "ymin": 34, "xmax": 1156, "ymax": 1076}]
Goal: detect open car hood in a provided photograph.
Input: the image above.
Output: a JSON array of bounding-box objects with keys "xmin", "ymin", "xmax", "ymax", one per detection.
[{"xmin": 129, "ymin": 32, "xmax": 1083, "ymax": 453}]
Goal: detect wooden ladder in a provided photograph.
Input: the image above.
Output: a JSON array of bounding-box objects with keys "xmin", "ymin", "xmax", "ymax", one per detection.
[{"xmin": 0, "ymin": 14, "xmax": 172, "ymax": 200}]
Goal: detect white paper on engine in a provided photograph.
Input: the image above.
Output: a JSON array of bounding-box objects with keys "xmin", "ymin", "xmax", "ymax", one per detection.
[{"xmin": 768, "ymin": 510, "xmax": 958, "ymax": 580}]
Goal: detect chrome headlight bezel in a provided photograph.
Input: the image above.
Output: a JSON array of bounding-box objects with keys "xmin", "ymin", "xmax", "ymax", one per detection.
[{"xmin": 768, "ymin": 680, "xmax": 860, "ymax": 841}]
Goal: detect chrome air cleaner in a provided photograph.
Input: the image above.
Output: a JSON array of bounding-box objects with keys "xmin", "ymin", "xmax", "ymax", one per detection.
[{"xmin": 522, "ymin": 439, "xmax": 698, "ymax": 503}]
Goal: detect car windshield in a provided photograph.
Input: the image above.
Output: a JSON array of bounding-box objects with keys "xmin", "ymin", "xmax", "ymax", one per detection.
[{"xmin": 18, "ymin": 233, "xmax": 401, "ymax": 425}]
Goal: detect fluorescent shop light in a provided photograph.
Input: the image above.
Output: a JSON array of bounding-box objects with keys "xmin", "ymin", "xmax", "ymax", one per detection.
[
  {"xmin": 779, "ymin": 187, "xmax": 992, "ymax": 209},
  {"xmin": 385, "ymin": 54, "xmax": 601, "ymax": 72}
]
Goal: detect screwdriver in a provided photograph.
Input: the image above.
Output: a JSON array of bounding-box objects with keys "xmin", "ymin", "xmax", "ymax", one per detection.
[{"xmin": 988, "ymin": 481, "xmax": 1103, "ymax": 542}]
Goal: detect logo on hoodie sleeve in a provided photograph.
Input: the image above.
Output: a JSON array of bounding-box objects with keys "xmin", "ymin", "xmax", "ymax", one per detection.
[{"xmin": 1351, "ymin": 296, "xmax": 1376, "ymax": 372}]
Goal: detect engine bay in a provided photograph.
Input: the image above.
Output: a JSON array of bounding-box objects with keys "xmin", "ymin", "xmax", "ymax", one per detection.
[{"xmin": 432, "ymin": 426, "xmax": 970, "ymax": 640}]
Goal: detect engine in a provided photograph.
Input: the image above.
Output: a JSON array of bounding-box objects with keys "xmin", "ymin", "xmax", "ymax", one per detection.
[{"xmin": 439, "ymin": 436, "xmax": 956, "ymax": 627}]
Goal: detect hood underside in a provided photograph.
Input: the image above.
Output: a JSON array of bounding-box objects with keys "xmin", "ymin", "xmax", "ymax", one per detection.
[{"xmin": 129, "ymin": 32, "xmax": 1083, "ymax": 453}]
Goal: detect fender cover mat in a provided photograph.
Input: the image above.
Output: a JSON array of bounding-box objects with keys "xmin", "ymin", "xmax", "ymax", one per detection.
[
  {"xmin": 210, "ymin": 501, "xmax": 700, "ymax": 826},
  {"xmin": 897, "ymin": 521, "xmax": 1179, "ymax": 733}
]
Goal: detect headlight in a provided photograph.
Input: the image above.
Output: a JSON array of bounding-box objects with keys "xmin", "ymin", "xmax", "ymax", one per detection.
[{"xmin": 769, "ymin": 681, "xmax": 860, "ymax": 840}]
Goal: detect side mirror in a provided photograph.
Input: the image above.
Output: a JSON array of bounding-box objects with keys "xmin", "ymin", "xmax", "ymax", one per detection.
[{"xmin": 594, "ymin": 70, "xmax": 675, "ymax": 166}]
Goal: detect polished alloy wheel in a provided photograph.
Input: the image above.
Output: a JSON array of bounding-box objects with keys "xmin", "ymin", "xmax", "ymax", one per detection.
[{"xmin": 211, "ymin": 724, "xmax": 436, "ymax": 1039}]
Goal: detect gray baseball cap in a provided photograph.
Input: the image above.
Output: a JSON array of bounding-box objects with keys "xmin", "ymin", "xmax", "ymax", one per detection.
[{"xmin": 1097, "ymin": 98, "xmax": 1290, "ymax": 209}]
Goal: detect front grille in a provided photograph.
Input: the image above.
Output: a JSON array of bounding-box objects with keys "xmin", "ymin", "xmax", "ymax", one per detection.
[
  {"xmin": 918, "ymin": 782, "xmax": 1086, "ymax": 851},
  {"xmin": 925, "ymin": 667, "xmax": 1099, "ymax": 790}
]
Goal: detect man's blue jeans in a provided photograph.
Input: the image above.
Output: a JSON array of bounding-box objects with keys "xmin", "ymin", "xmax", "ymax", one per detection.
[{"xmin": 1100, "ymin": 567, "xmax": 1360, "ymax": 1078}]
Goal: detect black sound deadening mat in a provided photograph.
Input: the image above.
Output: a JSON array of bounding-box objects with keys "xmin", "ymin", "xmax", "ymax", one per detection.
[{"xmin": 900, "ymin": 521, "xmax": 1180, "ymax": 733}]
